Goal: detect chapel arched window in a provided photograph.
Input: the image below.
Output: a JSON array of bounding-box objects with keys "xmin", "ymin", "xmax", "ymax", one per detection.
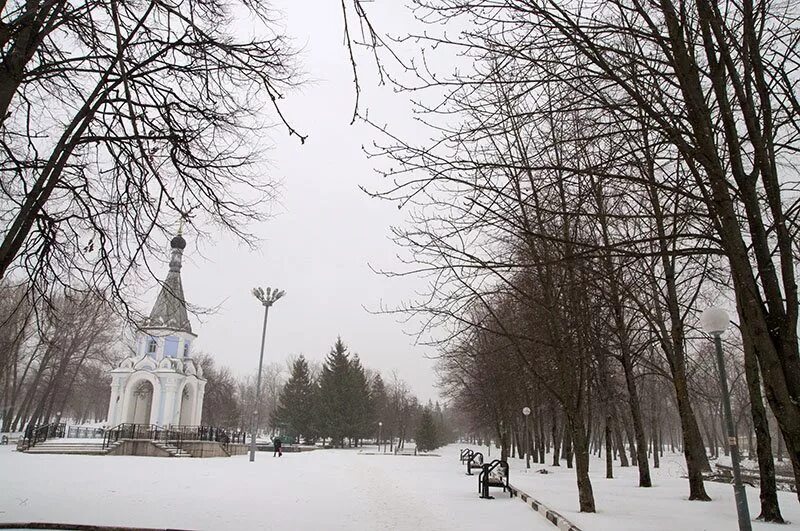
[{"xmin": 147, "ymin": 338, "xmax": 157, "ymax": 356}]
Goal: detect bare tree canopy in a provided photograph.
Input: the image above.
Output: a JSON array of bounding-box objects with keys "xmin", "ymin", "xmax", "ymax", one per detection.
[
  {"xmin": 0, "ymin": 0, "xmax": 302, "ymax": 315},
  {"xmin": 358, "ymin": 0, "xmax": 800, "ymax": 515}
]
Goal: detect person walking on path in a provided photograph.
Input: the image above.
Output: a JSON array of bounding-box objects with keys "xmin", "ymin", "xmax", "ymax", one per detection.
[{"xmin": 273, "ymin": 436, "xmax": 282, "ymax": 457}]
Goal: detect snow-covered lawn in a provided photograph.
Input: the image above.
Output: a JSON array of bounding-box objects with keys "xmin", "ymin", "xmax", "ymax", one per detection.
[
  {"xmin": 495, "ymin": 445, "xmax": 800, "ymax": 531},
  {"xmin": 0, "ymin": 445, "xmax": 548, "ymax": 530},
  {"xmin": 6, "ymin": 442, "xmax": 799, "ymax": 530}
]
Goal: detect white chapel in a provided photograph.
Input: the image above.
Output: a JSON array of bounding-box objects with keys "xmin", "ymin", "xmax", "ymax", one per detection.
[{"xmin": 105, "ymin": 232, "xmax": 206, "ymax": 427}]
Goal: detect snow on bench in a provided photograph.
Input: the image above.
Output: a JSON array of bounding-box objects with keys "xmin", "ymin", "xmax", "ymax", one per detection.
[{"xmin": 478, "ymin": 459, "xmax": 511, "ymax": 499}]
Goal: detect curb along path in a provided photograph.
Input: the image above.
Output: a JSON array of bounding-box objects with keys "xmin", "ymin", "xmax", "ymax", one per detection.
[{"xmin": 508, "ymin": 484, "xmax": 583, "ymax": 531}]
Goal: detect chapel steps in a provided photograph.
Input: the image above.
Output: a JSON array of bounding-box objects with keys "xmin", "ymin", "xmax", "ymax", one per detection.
[
  {"xmin": 22, "ymin": 440, "xmax": 120, "ymax": 456},
  {"xmin": 152, "ymin": 441, "xmax": 194, "ymax": 458}
]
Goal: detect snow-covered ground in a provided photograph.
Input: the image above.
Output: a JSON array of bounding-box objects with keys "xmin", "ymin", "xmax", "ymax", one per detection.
[
  {"xmin": 493, "ymin": 444, "xmax": 800, "ymax": 531},
  {"xmin": 5, "ymin": 443, "xmax": 799, "ymax": 530},
  {"xmin": 0, "ymin": 444, "xmax": 548, "ymax": 530}
]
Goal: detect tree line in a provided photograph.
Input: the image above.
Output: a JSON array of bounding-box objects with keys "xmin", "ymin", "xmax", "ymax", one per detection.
[
  {"xmin": 353, "ymin": 0, "xmax": 800, "ymax": 520},
  {"xmin": 0, "ymin": 0, "xmax": 430, "ymax": 449},
  {"xmin": 272, "ymin": 337, "xmax": 454, "ymax": 450},
  {"xmin": 0, "ymin": 280, "xmax": 281, "ymax": 434},
  {"xmin": 0, "ymin": 298, "xmax": 453, "ymax": 455},
  {"xmin": 0, "ymin": 284, "xmax": 119, "ymax": 432}
]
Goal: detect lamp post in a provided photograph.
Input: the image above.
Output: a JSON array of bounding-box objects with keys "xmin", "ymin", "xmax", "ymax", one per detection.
[
  {"xmin": 522, "ymin": 407, "xmax": 531, "ymax": 469},
  {"xmin": 700, "ymin": 307, "xmax": 751, "ymax": 531},
  {"xmin": 249, "ymin": 286, "xmax": 286, "ymax": 463},
  {"xmin": 378, "ymin": 421, "xmax": 383, "ymax": 453}
]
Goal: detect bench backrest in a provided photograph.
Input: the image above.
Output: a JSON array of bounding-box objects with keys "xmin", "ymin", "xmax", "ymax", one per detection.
[
  {"xmin": 485, "ymin": 459, "xmax": 509, "ymax": 478},
  {"xmin": 497, "ymin": 460, "xmax": 509, "ymax": 478}
]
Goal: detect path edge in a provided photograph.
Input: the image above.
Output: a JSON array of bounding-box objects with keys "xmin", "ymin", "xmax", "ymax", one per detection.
[{"xmin": 508, "ymin": 483, "xmax": 583, "ymax": 531}]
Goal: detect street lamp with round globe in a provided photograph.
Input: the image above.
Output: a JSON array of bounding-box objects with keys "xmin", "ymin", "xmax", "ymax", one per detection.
[
  {"xmin": 522, "ymin": 407, "xmax": 531, "ymax": 469},
  {"xmin": 700, "ymin": 307, "xmax": 730, "ymax": 336},
  {"xmin": 701, "ymin": 306, "xmax": 751, "ymax": 531}
]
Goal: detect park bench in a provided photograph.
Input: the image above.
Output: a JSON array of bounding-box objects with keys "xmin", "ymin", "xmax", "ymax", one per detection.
[
  {"xmin": 394, "ymin": 447, "xmax": 417, "ymax": 456},
  {"xmin": 711, "ymin": 463, "xmax": 795, "ymax": 491},
  {"xmin": 460, "ymin": 448, "xmax": 473, "ymax": 463},
  {"xmin": 1, "ymin": 435, "xmax": 7, "ymax": 445},
  {"xmin": 478, "ymin": 459, "xmax": 511, "ymax": 499},
  {"xmin": 466, "ymin": 451, "xmax": 484, "ymax": 475}
]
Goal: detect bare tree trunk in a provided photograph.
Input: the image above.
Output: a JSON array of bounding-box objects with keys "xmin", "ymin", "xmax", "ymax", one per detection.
[
  {"xmin": 615, "ymin": 424, "xmax": 630, "ymax": 467},
  {"xmin": 717, "ymin": 405, "xmax": 727, "ymax": 458},
  {"xmin": 621, "ymin": 352, "xmax": 651, "ymax": 486},
  {"xmin": 652, "ymin": 423, "xmax": 660, "ymax": 469},
  {"xmin": 537, "ymin": 413, "xmax": 545, "ymax": 463},
  {"xmin": 563, "ymin": 428, "xmax": 573, "ymax": 469},
  {"xmin": 605, "ymin": 420, "xmax": 613, "ymax": 478},
  {"xmin": 741, "ymin": 301, "xmax": 784, "ymax": 522},
  {"xmin": 570, "ymin": 419, "xmax": 595, "ymax": 512},
  {"xmin": 498, "ymin": 421, "xmax": 509, "ymax": 462},
  {"xmin": 624, "ymin": 421, "xmax": 638, "ymax": 466},
  {"xmin": 552, "ymin": 413, "xmax": 561, "ymax": 466}
]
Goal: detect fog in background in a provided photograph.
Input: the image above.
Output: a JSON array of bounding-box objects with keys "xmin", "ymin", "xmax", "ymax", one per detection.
[{"xmin": 137, "ymin": 1, "xmax": 440, "ymax": 400}]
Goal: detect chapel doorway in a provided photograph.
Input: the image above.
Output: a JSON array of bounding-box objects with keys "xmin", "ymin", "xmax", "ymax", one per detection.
[
  {"xmin": 178, "ymin": 385, "xmax": 195, "ymax": 426},
  {"xmin": 129, "ymin": 380, "xmax": 154, "ymax": 424}
]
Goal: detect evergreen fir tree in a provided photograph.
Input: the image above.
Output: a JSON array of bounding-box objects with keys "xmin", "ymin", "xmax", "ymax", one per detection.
[
  {"xmin": 416, "ymin": 408, "xmax": 439, "ymax": 452},
  {"xmin": 317, "ymin": 337, "xmax": 352, "ymax": 446},
  {"xmin": 348, "ymin": 354, "xmax": 372, "ymax": 443},
  {"xmin": 272, "ymin": 356, "xmax": 315, "ymax": 443},
  {"xmin": 370, "ymin": 373, "xmax": 388, "ymax": 427}
]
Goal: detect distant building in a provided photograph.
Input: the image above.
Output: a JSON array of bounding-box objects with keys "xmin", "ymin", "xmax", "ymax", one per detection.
[{"xmin": 105, "ymin": 232, "xmax": 206, "ymax": 427}]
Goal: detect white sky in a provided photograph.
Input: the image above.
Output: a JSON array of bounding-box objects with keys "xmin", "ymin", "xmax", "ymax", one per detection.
[{"xmin": 162, "ymin": 1, "xmax": 441, "ymax": 401}]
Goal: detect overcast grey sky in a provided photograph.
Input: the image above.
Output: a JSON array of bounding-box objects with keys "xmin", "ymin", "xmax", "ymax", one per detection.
[{"xmin": 158, "ymin": 1, "xmax": 440, "ymax": 401}]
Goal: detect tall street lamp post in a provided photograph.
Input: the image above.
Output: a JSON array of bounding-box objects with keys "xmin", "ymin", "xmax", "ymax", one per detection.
[
  {"xmin": 700, "ymin": 307, "xmax": 751, "ymax": 531},
  {"xmin": 522, "ymin": 407, "xmax": 531, "ymax": 469},
  {"xmin": 249, "ymin": 287, "xmax": 286, "ymax": 463},
  {"xmin": 378, "ymin": 421, "xmax": 383, "ymax": 453}
]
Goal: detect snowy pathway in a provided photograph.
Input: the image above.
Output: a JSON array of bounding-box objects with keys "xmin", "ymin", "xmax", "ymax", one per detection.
[
  {"xmin": 0, "ymin": 445, "xmax": 549, "ymax": 530},
  {"xmin": 498, "ymin": 446, "xmax": 800, "ymax": 531}
]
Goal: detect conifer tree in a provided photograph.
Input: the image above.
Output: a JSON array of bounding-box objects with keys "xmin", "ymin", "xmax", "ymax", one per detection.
[
  {"xmin": 318, "ymin": 337, "xmax": 353, "ymax": 446},
  {"xmin": 348, "ymin": 354, "xmax": 373, "ymax": 443},
  {"xmin": 370, "ymin": 373, "xmax": 388, "ymax": 443},
  {"xmin": 415, "ymin": 408, "xmax": 438, "ymax": 452},
  {"xmin": 272, "ymin": 356, "xmax": 315, "ymax": 443},
  {"xmin": 315, "ymin": 337, "xmax": 377, "ymax": 446}
]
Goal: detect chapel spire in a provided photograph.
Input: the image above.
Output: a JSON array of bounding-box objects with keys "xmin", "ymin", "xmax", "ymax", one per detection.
[{"xmin": 145, "ymin": 230, "xmax": 192, "ymax": 333}]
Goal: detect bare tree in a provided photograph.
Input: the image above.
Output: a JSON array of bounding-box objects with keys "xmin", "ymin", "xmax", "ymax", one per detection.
[
  {"xmin": 1, "ymin": 0, "xmax": 301, "ymax": 319},
  {"xmin": 0, "ymin": 283, "xmax": 120, "ymax": 431}
]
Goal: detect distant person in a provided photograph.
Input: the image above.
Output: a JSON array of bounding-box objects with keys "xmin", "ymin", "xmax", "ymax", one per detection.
[{"xmin": 273, "ymin": 436, "xmax": 282, "ymax": 457}]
